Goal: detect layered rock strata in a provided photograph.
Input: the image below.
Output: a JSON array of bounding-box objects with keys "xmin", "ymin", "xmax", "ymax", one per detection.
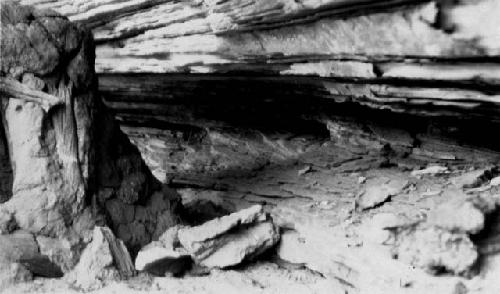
[
  {"xmin": 17, "ymin": 0, "xmax": 500, "ymax": 186},
  {"xmin": 17, "ymin": 0, "xmax": 500, "ymax": 117},
  {"xmin": 178, "ymin": 204, "xmax": 279, "ymax": 268}
]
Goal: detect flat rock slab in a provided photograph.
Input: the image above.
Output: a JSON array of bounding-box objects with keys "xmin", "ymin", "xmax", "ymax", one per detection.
[
  {"xmin": 195, "ymin": 221, "xmax": 279, "ymax": 268},
  {"xmin": 178, "ymin": 205, "xmax": 280, "ymax": 268},
  {"xmin": 178, "ymin": 204, "xmax": 267, "ymax": 250},
  {"xmin": 411, "ymin": 165, "xmax": 449, "ymax": 177},
  {"xmin": 450, "ymin": 167, "xmax": 497, "ymax": 188}
]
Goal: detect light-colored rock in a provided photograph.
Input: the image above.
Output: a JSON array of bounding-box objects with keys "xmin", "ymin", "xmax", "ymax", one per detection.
[
  {"xmin": 427, "ymin": 199, "xmax": 486, "ymax": 234},
  {"xmin": 357, "ymin": 176, "xmax": 367, "ymax": 184},
  {"xmin": 420, "ymin": 190, "xmax": 442, "ymax": 197},
  {"xmin": 0, "ymin": 231, "xmax": 40, "ymax": 264},
  {"xmin": 277, "ymin": 228, "xmax": 394, "ymax": 293},
  {"xmin": 451, "ymin": 167, "xmax": 498, "ymax": 189},
  {"xmin": 178, "ymin": 205, "xmax": 279, "ymax": 268},
  {"xmin": 152, "ymin": 263, "xmax": 340, "ymax": 294},
  {"xmin": 356, "ymin": 178, "xmax": 408, "ymax": 210},
  {"xmin": 1, "ymin": 2, "xmax": 95, "ymax": 241},
  {"xmin": 0, "ymin": 208, "xmax": 15, "ymax": 234},
  {"xmin": 67, "ymin": 226, "xmax": 134, "ymax": 291},
  {"xmin": 411, "ymin": 165, "xmax": 449, "ymax": 177},
  {"xmin": 277, "ymin": 230, "xmax": 313, "ymax": 265},
  {"xmin": 358, "ymin": 213, "xmax": 410, "ymax": 245},
  {"xmin": 451, "ymin": 169, "xmax": 487, "ymax": 188},
  {"xmin": 394, "ymin": 226, "xmax": 478, "ymax": 276},
  {"xmin": 298, "ymin": 165, "xmax": 312, "ymax": 176},
  {"xmin": 490, "ymin": 176, "xmax": 500, "ymax": 187},
  {"xmin": 178, "ymin": 204, "xmax": 267, "ymax": 250},
  {"xmin": 391, "ymin": 196, "xmax": 499, "ymax": 275},
  {"xmin": 195, "ymin": 221, "xmax": 279, "ymax": 268},
  {"xmin": 0, "ymin": 262, "xmax": 32, "ymax": 290},
  {"xmin": 1, "ymin": 2, "xmax": 181, "ymax": 268}
]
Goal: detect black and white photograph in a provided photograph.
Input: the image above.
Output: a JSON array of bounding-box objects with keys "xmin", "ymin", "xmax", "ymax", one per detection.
[{"xmin": 0, "ymin": 0, "xmax": 499, "ymax": 293}]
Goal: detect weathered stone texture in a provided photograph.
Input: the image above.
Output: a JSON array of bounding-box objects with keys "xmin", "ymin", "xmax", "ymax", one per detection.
[
  {"xmin": 178, "ymin": 205, "xmax": 280, "ymax": 268},
  {"xmin": 14, "ymin": 0, "xmax": 499, "ymax": 119},
  {"xmin": 391, "ymin": 195, "xmax": 499, "ymax": 275},
  {"xmin": 2, "ymin": 1, "xmax": 500, "ymax": 293},
  {"xmin": 66, "ymin": 226, "xmax": 134, "ymax": 291},
  {"xmin": 0, "ymin": 2, "xmax": 180, "ymax": 283}
]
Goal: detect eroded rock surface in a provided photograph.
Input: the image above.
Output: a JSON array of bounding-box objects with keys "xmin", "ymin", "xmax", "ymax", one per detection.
[
  {"xmin": 15, "ymin": 1, "xmax": 500, "ymax": 190},
  {"xmin": 0, "ymin": 1, "xmax": 180, "ymax": 286},
  {"xmin": 355, "ymin": 177, "xmax": 408, "ymax": 210},
  {"xmin": 66, "ymin": 226, "xmax": 134, "ymax": 291},
  {"xmin": 2, "ymin": 1, "xmax": 500, "ymax": 293},
  {"xmin": 135, "ymin": 206, "xmax": 281, "ymax": 275},
  {"xmin": 0, "ymin": 230, "xmax": 64, "ymax": 290},
  {"xmin": 0, "ymin": 262, "xmax": 32, "ymax": 290},
  {"xmin": 391, "ymin": 195, "xmax": 498, "ymax": 276},
  {"xmin": 14, "ymin": 0, "xmax": 500, "ymax": 121},
  {"xmin": 178, "ymin": 205, "xmax": 280, "ymax": 268}
]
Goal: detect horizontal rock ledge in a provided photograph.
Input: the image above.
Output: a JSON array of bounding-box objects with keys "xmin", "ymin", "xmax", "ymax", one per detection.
[{"xmin": 18, "ymin": 0, "xmax": 500, "ymax": 125}]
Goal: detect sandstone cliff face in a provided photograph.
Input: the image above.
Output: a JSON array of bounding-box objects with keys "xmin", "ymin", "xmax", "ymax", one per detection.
[
  {"xmin": 0, "ymin": 2, "xmax": 180, "ymax": 274},
  {"xmin": 18, "ymin": 0, "xmax": 500, "ymax": 184},
  {"xmin": 16, "ymin": 0, "xmax": 500, "ymax": 117}
]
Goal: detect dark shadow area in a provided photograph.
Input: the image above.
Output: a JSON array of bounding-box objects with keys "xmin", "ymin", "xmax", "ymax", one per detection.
[
  {"xmin": 100, "ymin": 73, "xmax": 500, "ymax": 153},
  {"xmin": 0, "ymin": 115, "xmax": 13, "ymax": 203}
]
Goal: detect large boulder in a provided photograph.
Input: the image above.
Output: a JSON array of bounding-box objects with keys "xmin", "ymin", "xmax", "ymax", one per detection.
[{"xmin": 135, "ymin": 206, "xmax": 280, "ymax": 273}]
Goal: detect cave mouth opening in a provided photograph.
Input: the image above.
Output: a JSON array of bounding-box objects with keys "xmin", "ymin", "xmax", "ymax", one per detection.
[{"xmin": 103, "ymin": 75, "xmax": 500, "ymax": 189}]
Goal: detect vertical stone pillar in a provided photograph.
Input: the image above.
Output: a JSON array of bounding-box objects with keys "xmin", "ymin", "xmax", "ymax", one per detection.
[{"xmin": 0, "ymin": 2, "xmax": 181, "ymax": 264}]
